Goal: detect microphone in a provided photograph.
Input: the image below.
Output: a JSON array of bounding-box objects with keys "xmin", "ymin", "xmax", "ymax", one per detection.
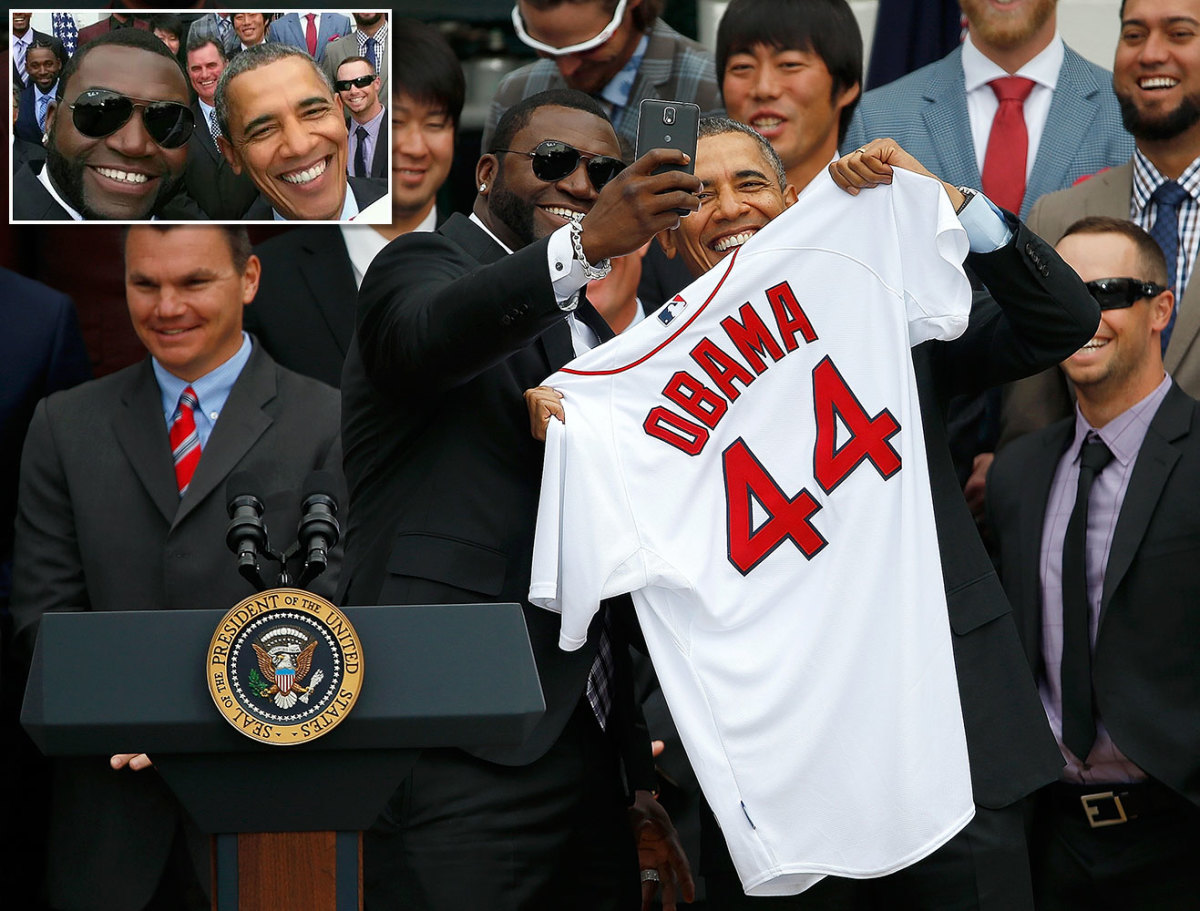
[
  {"xmin": 226, "ymin": 471, "xmax": 268, "ymax": 590},
  {"xmin": 297, "ymin": 470, "xmax": 340, "ymax": 587}
]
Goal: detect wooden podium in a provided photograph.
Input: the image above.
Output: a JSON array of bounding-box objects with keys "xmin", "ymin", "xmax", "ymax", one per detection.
[{"xmin": 22, "ymin": 603, "xmax": 545, "ymax": 911}]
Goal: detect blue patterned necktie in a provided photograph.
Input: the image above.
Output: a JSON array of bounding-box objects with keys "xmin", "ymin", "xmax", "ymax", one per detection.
[
  {"xmin": 364, "ymin": 36, "xmax": 377, "ymax": 72},
  {"xmin": 37, "ymin": 93, "xmax": 50, "ymax": 131},
  {"xmin": 1149, "ymin": 180, "xmax": 1189, "ymax": 352}
]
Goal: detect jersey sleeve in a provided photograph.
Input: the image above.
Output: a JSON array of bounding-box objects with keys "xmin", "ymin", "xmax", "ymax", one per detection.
[
  {"xmin": 529, "ymin": 387, "xmax": 644, "ymax": 651},
  {"xmin": 891, "ymin": 169, "xmax": 972, "ymax": 347}
]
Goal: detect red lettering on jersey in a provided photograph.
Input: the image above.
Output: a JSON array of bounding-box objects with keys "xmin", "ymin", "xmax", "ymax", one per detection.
[
  {"xmin": 691, "ymin": 337, "xmax": 756, "ymax": 402},
  {"xmin": 812, "ymin": 356, "xmax": 901, "ymax": 494},
  {"xmin": 720, "ymin": 302, "xmax": 785, "ymax": 374},
  {"xmin": 644, "ymin": 407, "xmax": 708, "ymax": 455},
  {"xmin": 724, "ymin": 438, "xmax": 826, "ymax": 574},
  {"xmin": 766, "ymin": 281, "xmax": 818, "ymax": 350},
  {"xmin": 664, "ymin": 371, "xmax": 728, "ymax": 428}
]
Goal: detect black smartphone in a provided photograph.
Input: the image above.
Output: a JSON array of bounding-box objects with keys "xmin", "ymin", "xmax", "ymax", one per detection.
[{"xmin": 635, "ymin": 99, "xmax": 700, "ymax": 214}]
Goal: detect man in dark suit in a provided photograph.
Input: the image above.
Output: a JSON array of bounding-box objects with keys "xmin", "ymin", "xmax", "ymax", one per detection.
[
  {"xmin": 646, "ymin": 124, "xmax": 1099, "ymax": 909},
  {"xmin": 76, "ymin": 11, "xmax": 150, "ymax": 47},
  {"xmin": 13, "ymin": 29, "xmax": 194, "ymax": 221},
  {"xmin": 341, "ymin": 89, "xmax": 701, "ymax": 909},
  {"xmin": 268, "ymin": 11, "xmax": 350, "ymax": 64},
  {"xmin": 11, "ymin": 12, "xmax": 62, "ymax": 87},
  {"xmin": 14, "ymin": 38, "xmax": 62, "ymax": 143},
  {"xmin": 988, "ymin": 216, "xmax": 1200, "ymax": 909},
  {"xmin": 182, "ymin": 34, "xmax": 257, "ymax": 219},
  {"xmin": 214, "ymin": 43, "xmax": 386, "ymax": 220},
  {"xmin": 248, "ymin": 20, "xmax": 464, "ymax": 389},
  {"xmin": 9, "ymin": 225, "xmax": 343, "ymax": 911},
  {"xmin": 335, "ymin": 56, "xmax": 385, "ymax": 180}
]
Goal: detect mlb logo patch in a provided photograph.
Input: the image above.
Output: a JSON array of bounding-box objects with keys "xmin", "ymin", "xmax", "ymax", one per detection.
[{"xmin": 659, "ymin": 294, "xmax": 688, "ymax": 325}]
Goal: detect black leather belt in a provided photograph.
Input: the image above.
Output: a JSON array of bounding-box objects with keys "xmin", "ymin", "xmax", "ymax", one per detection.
[{"xmin": 1049, "ymin": 780, "xmax": 1185, "ymax": 828}]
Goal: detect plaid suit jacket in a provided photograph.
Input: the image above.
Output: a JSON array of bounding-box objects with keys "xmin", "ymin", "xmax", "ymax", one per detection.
[
  {"xmin": 482, "ymin": 20, "xmax": 724, "ymax": 154},
  {"xmin": 842, "ymin": 44, "xmax": 1134, "ymax": 220}
]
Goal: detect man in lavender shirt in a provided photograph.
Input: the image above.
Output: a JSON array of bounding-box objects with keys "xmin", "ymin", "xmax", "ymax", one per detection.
[{"xmin": 989, "ymin": 215, "xmax": 1200, "ymax": 910}]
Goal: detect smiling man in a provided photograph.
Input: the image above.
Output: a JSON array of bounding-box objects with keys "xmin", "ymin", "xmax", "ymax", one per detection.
[
  {"xmin": 14, "ymin": 38, "xmax": 64, "ymax": 143},
  {"xmin": 215, "ymin": 42, "xmax": 387, "ymax": 221},
  {"xmin": 12, "ymin": 29, "xmax": 195, "ymax": 221},
  {"xmin": 335, "ymin": 56, "xmax": 385, "ymax": 179},
  {"xmin": 341, "ymin": 88, "xmax": 700, "ymax": 910},
  {"xmin": 232, "ymin": 12, "xmax": 268, "ymax": 50}
]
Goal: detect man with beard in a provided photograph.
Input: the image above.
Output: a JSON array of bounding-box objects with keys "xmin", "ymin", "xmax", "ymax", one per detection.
[
  {"xmin": 14, "ymin": 38, "xmax": 63, "ymax": 143},
  {"xmin": 12, "ymin": 28, "xmax": 195, "ymax": 221},
  {"xmin": 1003, "ymin": 0, "xmax": 1200, "ymax": 438},
  {"xmin": 340, "ymin": 89, "xmax": 699, "ymax": 909},
  {"xmin": 323, "ymin": 12, "xmax": 389, "ymax": 94}
]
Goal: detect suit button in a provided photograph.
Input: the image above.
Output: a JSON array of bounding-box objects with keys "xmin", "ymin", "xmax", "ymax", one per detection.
[
  {"xmin": 1025, "ymin": 242, "xmax": 1035, "ymax": 255},
  {"xmin": 500, "ymin": 315, "xmax": 512, "ymax": 326}
]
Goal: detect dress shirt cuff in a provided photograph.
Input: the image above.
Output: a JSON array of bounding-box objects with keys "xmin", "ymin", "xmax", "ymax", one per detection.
[
  {"xmin": 547, "ymin": 223, "xmax": 589, "ymax": 311},
  {"xmin": 958, "ymin": 190, "xmax": 1013, "ymax": 253}
]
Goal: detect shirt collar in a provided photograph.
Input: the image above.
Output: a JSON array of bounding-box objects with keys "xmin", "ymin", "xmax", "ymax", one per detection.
[
  {"xmin": 961, "ymin": 31, "xmax": 1063, "ymax": 92},
  {"xmin": 37, "ymin": 164, "xmax": 85, "ymax": 221},
  {"xmin": 340, "ymin": 218, "xmax": 397, "ymax": 287},
  {"xmin": 1070, "ymin": 372, "xmax": 1173, "ymax": 466},
  {"xmin": 1131, "ymin": 147, "xmax": 1200, "ymax": 212},
  {"xmin": 34, "ymin": 81, "xmax": 57, "ymax": 101},
  {"xmin": 274, "ymin": 186, "xmax": 359, "ymax": 221},
  {"xmin": 599, "ymin": 32, "xmax": 649, "ymax": 111},
  {"xmin": 356, "ymin": 22, "xmax": 387, "ymax": 50},
  {"xmin": 351, "ymin": 105, "xmax": 386, "ymax": 137},
  {"xmin": 469, "ymin": 211, "xmax": 514, "ymax": 254},
  {"xmin": 152, "ymin": 331, "xmax": 253, "ymax": 424},
  {"xmin": 13, "ymin": 31, "xmax": 33, "ymax": 49}
]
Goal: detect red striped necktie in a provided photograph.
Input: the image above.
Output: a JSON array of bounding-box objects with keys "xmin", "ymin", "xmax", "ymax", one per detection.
[{"xmin": 170, "ymin": 386, "xmax": 202, "ymax": 496}]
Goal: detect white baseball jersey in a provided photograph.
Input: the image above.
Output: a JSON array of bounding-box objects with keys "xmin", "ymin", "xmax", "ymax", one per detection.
[{"xmin": 530, "ymin": 170, "xmax": 976, "ymax": 896}]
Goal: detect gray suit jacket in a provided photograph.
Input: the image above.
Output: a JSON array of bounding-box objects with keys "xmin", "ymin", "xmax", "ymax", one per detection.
[
  {"xmin": 843, "ymin": 44, "xmax": 1134, "ymax": 219},
  {"xmin": 10, "ymin": 343, "xmax": 343, "ymax": 911},
  {"xmin": 1001, "ymin": 161, "xmax": 1200, "ymax": 444}
]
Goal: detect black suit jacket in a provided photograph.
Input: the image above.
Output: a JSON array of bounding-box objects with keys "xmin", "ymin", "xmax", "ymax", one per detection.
[
  {"xmin": 247, "ymin": 226, "xmax": 358, "ymax": 388},
  {"xmin": 341, "ymin": 214, "xmax": 652, "ymax": 783},
  {"xmin": 913, "ymin": 217, "xmax": 1101, "ymax": 808},
  {"xmin": 183, "ymin": 102, "xmax": 258, "ymax": 219},
  {"xmin": 242, "ymin": 176, "xmax": 387, "ymax": 220},
  {"xmin": 9, "ymin": 344, "xmax": 343, "ymax": 911},
  {"xmin": 988, "ymin": 382, "xmax": 1200, "ymax": 808},
  {"xmin": 12, "ymin": 160, "xmax": 70, "ymax": 220}
]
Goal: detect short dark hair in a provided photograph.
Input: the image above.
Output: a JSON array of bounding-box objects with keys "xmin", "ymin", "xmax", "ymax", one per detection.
[
  {"xmin": 1061, "ymin": 216, "xmax": 1170, "ymax": 287},
  {"xmin": 393, "ymin": 19, "xmax": 465, "ymax": 126},
  {"xmin": 335, "ymin": 55, "xmax": 375, "ymax": 78},
  {"xmin": 185, "ymin": 32, "xmax": 227, "ymax": 63},
  {"xmin": 716, "ymin": 0, "xmax": 863, "ymax": 144},
  {"xmin": 57, "ymin": 27, "xmax": 187, "ymax": 102},
  {"xmin": 488, "ymin": 89, "xmax": 612, "ymax": 155},
  {"xmin": 151, "ymin": 13, "xmax": 183, "ymax": 40},
  {"xmin": 215, "ymin": 42, "xmax": 334, "ymax": 139},
  {"xmin": 520, "ymin": 0, "xmax": 664, "ymax": 34},
  {"xmin": 29, "ymin": 35, "xmax": 68, "ymax": 70},
  {"xmin": 123, "ymin": 225, "xmax": 253, "ymax": 273},
  {"xmin": 699, "ymin": 116, "xmax": 789, "ymax": 190}
]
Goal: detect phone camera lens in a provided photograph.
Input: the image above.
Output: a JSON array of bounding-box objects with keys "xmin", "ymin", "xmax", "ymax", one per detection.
[{"xmin": 663, "ymin": 107, "xmax": 676, "ymax": 125}]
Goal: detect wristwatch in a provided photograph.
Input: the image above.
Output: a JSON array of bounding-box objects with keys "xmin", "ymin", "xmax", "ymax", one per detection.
[
  {"xmin": 569, "ymin": 215, "xmax": 612, "ymax": 281},
  {"xmin": 954, "ymin": 186, "xmax": 977, "ymax": 215}
]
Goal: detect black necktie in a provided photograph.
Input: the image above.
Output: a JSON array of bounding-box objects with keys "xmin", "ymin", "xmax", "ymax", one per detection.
[
  {"xmin": 575, "ymin": 295, "xmax": 614, "ymax": 343},
  {"xmin": 1060, "ymin": 436, "xmax": 1114, "ymax": 761},
  {"xmin": 354, "ymin": 126, "xmax": 368, "ymax": 178}
]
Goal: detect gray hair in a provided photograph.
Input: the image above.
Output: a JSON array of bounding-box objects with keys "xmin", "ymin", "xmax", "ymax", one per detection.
[
  {"xmin": 214, "ymin": 43, "xmax": 334, "ymax": 139},
  {"xmin": 698, "ymin": 116, "xmax": 789, "ymax": 191}
]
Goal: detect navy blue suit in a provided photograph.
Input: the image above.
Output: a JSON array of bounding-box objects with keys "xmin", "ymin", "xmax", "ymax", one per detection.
[{"xmin": 15, "ymin": 81, "xmax": 54, "ymax": 144}]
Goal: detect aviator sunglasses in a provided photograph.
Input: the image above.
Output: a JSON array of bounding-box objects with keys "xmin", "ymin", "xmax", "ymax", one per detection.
[
  {"xmin": 494, "ymin": 140, "xmax": 626, "ymax": 192},
  {"xmin": 335, "ymin": 74, "xmax": 377, "ymax": 92},
  {"xmin": 1084, "ymin": 277, "xmax": 1168, "ymax": 310},
  {"xmin": 67, "ymin": 89, "xmax": 195, "ymax": 149}
]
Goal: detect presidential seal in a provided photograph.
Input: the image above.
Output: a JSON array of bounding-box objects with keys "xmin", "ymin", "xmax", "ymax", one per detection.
[{"xmin": 206, "ymin": 588, "xmax": 363, "ymax": 745}]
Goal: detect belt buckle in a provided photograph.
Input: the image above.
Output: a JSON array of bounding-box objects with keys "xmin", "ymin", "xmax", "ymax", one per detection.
[{"xmin": 1080, "ymin": 791, "xmax": 1128, "ymax": 828}]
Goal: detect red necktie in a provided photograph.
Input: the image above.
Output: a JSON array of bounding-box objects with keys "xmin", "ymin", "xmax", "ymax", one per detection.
[
  {"xmin": 170, "ymin": 386, "xmax": 202, "ymax": 496},
  {"xmin": 981, "ymin": 76, "xmax": 1037, "ymax": 214},
  {"xmin": 305, "ymin": 13, "xmax": 318, "ymax": 57}
]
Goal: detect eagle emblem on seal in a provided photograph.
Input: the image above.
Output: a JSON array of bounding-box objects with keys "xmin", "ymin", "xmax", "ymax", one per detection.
[{"xmin": 250, "ymin": 626, "xmax": 325, "ymax": 709}]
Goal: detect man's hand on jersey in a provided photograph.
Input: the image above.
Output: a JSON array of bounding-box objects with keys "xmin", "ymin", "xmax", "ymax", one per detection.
[
  {"xmin": 524, "ymin": 385, "xmax": 564, "ymax": 442},
  {"xmin": 579, "ymin": 149, "xmax": 702, "ymax": 264},
  {"xmin": 630, "ymin": 788, "xmax": 695, "ymax": 910},
  {"xmin": 110, "ymin": 753, "xmax": 153, "ymax": 771},
  {"xmin": 829, "ymin": 139, "xmax": 965, "ymax": 211}
]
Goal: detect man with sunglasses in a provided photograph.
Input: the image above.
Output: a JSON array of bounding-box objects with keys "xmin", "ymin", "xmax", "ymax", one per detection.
[
  {"xmin": 13, "ymin": 28, "xmax": 196, "ymax": 221},
  {"xmin": 335, "ymin": 56, "xmax": 385, "ymax": 179},
  {"xmin": 215, "ymin": 42, "xmax": 387, "ymax": 221},
  {"xmin": 341, "ymin": 88, "xmax": 700, "ymax": 910},
  {"xmin": 988, "ymin": 215, "xmax": 1200, "ymax": 909},
  {"xmin": 482, "ymin": 0, "xmax": 723, "ymax": 154}
]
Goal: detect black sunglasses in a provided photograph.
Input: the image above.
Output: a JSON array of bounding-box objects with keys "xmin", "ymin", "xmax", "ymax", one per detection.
[
  {"xmin": 68, "ymin": 89, "xmax": 194, "ymax": 149},
  {"xmin": 334, "ymin": 74, "xmax": 376, "ymax": 92},
  {"xmin": 1084, "ymin": 277, "xmax": 1168, "ymax": 310},
  {"xmin": 494, "ymin": 140, "xmax": 626, "ymax": 192}
]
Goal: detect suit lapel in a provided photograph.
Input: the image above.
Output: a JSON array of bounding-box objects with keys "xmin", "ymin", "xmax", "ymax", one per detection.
[
  {"xmin": 1025, "ymin": 49, "xmax": 1103, "ymax": 216},
  {"xmin": 1018, "ymin": 421, "xmax": 1074, "ymax": 670},
  {"xmin": 921, "ymin": 50, "xmax": 981, "ymax": 187},
  {"xmin": 1100, "ymin": 384, "xmax": 1189, "ymax": 621},
  {"xmin": 1166, "ymin": 237, "xmax": 1200, "ymax": 375},
  {"xmin": 113, "ymin": 360, "xmax": 181, "ymax": 525},
  {"xmin": 173, "ymin": 346, "xmax": 274, "ymax": 528},
  {"xmin": 191, "ymin": 103, "xmax": 221, "ymax": 164}
]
